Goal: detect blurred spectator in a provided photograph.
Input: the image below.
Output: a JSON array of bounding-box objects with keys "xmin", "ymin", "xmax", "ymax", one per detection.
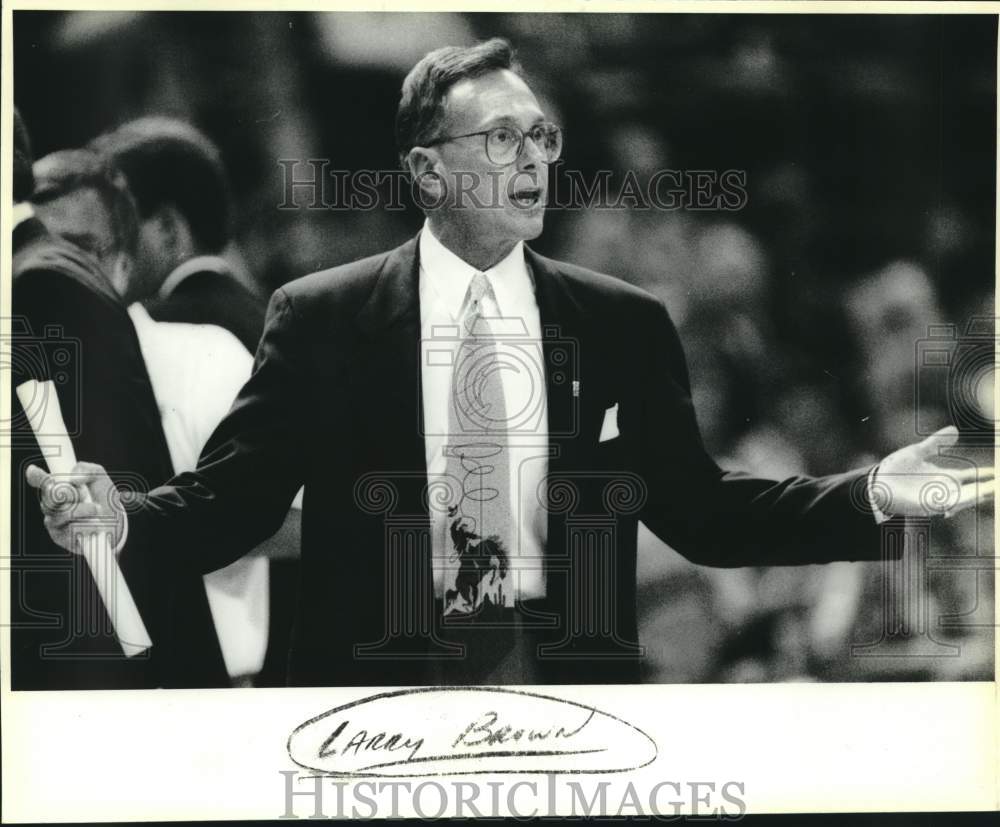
[
  {"xmin": 844, "ymin": 260, "xmax": 946, "ymax": 453},
  {"xmin": 557, "ymin": 122, "xmax": 703, "ymax": 324},
  {"xmin": 91, "ymin": 117, "xmax": 268, "ymax": 353},
  {"xmin": 31, "ymin": 148, "xmax": 140, "ymax": 302}
]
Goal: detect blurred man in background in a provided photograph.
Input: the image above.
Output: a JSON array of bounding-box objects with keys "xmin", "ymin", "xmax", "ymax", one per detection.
[
  {"xmin": 11, "ymin": 125, "xmax": 228, "ymax": 688},
  {"xmin": 92, "ymin": 117, "xmax": 298, "ymax": 685},
  {"xmin": 90, "ymin": 117, "xmax": 268, "ymax": 353}
]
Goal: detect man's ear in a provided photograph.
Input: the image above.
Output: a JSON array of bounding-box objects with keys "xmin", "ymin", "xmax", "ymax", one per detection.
[
  {"xmin": 151, "ymin": 204, "xmax": 195, "ymax": 262},
  {"xmin": 406, "ymin": 147, "xmax": 447, "ymax": 210}
]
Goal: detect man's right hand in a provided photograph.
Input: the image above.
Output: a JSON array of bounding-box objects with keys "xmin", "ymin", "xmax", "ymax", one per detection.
[{"xmin": 24, "ymin": 462, "xmax": 126, "ymax": 553}]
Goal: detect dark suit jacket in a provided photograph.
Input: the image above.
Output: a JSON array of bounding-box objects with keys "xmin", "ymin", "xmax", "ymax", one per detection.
[
  {"xmin": 146, "ymin": 261, "xmax": 266, "ymax": 354},
  {"xmin": 10, "ymin": 216, "xmax": 229, "ymax": 689},
  {"xmin": 124, "ymin": 233, "xmax": 883, "ymax": 686}
]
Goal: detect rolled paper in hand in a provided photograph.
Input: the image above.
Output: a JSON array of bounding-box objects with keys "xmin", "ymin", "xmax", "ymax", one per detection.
[{"xmin": 16, "ymin": 379, "xmax": 152, "ymax": 656}]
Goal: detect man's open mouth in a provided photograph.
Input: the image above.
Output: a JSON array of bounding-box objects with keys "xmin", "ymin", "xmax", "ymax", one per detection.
[{"xmin": 511, "ymin": 188, "xmax": 542, "ymax": 208}]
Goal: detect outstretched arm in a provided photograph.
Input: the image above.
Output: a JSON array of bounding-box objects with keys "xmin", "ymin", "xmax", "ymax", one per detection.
[
  {"xmin": 628, "ymin": 298, "xmax": 993, "ymax": 567},
  {"xmin": 27, "ymin": 288, "xmax": 310, "ymax": 574}
]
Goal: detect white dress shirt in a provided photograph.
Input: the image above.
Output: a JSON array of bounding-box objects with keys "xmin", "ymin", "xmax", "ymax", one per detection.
[
  {"xmin": 418, "ymin": 222, "xmax": 549, "ymax": 600},
  {"xmin": 128, "ymin": 304, "xmax": 271, "ymax": 679}
]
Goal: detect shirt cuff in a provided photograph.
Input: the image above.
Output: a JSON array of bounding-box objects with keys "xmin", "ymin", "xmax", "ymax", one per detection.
[
  {"xmin": 867, "ymin": 465, "xmax": 891, "ymax": 525},
  {"xmin": 112, "ymin": 513, "xmax": 129, "ymax": 555}
]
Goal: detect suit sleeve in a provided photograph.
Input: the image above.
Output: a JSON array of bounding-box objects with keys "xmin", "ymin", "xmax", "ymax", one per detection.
[
  {"xmin": 123, "ymin": 287, "xmax": 308, "ymax": 574},
  {"xmin": 628, "ymin": 296, "xmax": 884, "ymax": 567}
]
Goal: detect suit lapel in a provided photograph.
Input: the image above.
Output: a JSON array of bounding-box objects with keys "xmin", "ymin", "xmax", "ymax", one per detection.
[
  {"xmin": 525, "ymin": 246, "xmax": 590, "ymax": 475},
  {"xmin": 353, "ymin": 235, "xmax": 438, "ymax": 659},
  {"xmin": 356, "ymin": 235, "xmax": 428, "ymax": 503},
  {"xmin": 524, "ymin": 247, "xmax": 592, "ymax": 609}
]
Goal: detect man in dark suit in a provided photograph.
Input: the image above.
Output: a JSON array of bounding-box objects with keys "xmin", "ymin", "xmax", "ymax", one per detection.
[
  {"xmin": 28, "ymin": 41, "xmax": 993, "ymax": 687},
  {"xmin": 89, "ymin": 117, "xmax": 267, "ymax": 354},
  {"xmin": 11, "ymin": 125, "xmax": 228, "ymax": 689}
]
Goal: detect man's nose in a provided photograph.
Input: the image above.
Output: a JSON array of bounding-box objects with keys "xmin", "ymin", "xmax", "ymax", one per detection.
[{"xmin": 518, "ymin": 133, "xmax": 547, "ymax": 168}]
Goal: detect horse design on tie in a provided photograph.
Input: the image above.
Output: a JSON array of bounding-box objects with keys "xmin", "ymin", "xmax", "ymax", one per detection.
[{"xmin": 444, "ymin": 508, "xmax": 510, "ymax": 615}]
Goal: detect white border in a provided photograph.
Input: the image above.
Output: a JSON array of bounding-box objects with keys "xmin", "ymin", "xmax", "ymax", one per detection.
[{"xmin": 1, "ymin": 1, "xmax": 997, "ymax": 819}]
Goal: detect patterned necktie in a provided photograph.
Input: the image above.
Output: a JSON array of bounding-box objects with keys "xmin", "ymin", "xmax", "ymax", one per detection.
[{"xmin": 440, "ymin": 272, "xmax": 514, "ymax": 619}]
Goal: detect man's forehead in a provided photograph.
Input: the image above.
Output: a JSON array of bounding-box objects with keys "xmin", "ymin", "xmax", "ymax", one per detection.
[{"xmin": 441, "ymin": 69, "xmax": 544, "ymax": 130}]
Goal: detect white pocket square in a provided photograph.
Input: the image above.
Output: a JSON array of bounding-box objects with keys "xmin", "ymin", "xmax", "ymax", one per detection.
[{"xmin": 599, "ymin": 403, "xmax": 620, "ymax": 442}]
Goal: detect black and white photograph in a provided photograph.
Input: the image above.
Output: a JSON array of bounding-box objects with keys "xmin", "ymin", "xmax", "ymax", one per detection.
[{"xmin": 2, "ymin": 2, "xmax": 997, "ymax": 820}]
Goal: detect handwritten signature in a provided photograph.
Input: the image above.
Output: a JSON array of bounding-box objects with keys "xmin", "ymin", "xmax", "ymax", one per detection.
[{"xmin": 287, "ymin": 687, "xmax": 657, "ymax": 777}]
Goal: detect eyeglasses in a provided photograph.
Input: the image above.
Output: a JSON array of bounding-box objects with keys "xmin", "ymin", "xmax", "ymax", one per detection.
[{"xmin": 426, "ymin": 122, "xmax": 563, "ymax": 165}]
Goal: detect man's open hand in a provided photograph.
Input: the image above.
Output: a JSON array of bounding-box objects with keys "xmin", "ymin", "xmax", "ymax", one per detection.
[
  {"xmin": 24, "ymin": 462, "xmax": 125, "ymax": 553},
  {"xmin": 872, "ymin": 426, "xmax": 995, "ymax": 519}
]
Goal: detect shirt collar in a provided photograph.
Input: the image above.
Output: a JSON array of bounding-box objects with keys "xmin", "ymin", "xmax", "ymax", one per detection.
[
  {"xmin": 12, "ymin": 202, "xmax": 34, "ymax": 231},
  {"xmin": 158, "ymin": 255, "xmax": 233, "ymax": 300},
  {"xmin": 127, "ymin": 301, "xmax": 153, "ymax": 328},
  {"xmin": 418, "ymin": 219, "xmax": 531, "ymax": 321}
]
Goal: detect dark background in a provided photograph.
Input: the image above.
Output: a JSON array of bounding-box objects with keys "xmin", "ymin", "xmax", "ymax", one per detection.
[{"xmin": 13, "ymin": 11, "xmax": 997, "ymax": 682}]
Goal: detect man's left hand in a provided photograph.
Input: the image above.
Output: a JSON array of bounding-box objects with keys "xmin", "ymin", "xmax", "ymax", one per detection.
[{"xmin": 872, "ymin": 425, "xmax": 995, "ymax": 519}]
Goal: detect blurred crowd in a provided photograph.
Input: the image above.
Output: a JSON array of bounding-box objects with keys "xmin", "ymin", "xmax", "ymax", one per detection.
[{"xmin": 13, "ymin": 11, "xmax": 996, "ymax": 682}]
